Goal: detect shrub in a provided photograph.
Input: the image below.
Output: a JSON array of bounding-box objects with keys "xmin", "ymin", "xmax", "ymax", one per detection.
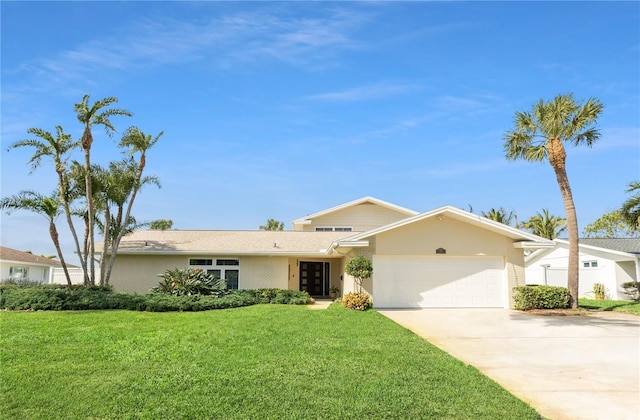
[
  {"xmin": 621, "ymin": 281, "xmax": 640, "ymax": 301},
  {"xmin": 345, "ymin": 256, "xmax": 373, "ymax": 293},
  {"xmin": 0, "ymin": 284, "xmax": 310, "ymax": 311},
  {"xmin": 342, "ymin": 292, "xmax": 373, "ymax": 311},
  {"xmin": 151, "ymin": 268, "xmax": 228, "ymax": 296},
  {"xmin": 513, "ymin": 285, "xmax": 570, "ymax": 310}
]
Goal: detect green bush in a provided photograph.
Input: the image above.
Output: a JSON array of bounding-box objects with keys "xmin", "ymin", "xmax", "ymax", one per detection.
[
  {"xmin": 342, "ymin": 292, "xmax": 373, "ymax": 311},
  {"xmin": 0, "ymin": 284, "xmax": 310, "ymax": 311},
  {"xmin": 621, "ymin": 281, "xmax": 640, "ymax": 301},
  {"xmin": 513, "ymin": 285, "xmax": 570, "ymax": 310},
  {"xmin": 150, "ymin": 268, "xmax": 229, "ymax": 296}
]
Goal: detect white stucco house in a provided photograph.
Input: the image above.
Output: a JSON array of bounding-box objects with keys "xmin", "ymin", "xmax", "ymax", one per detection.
[
  {"xmin": 0, "ymin": 246, "xmax": 71, "ymax": 284},
  {"xmin": 525, "ymin": 238, "xmax": 640, "ymax": 300},
  {"xmin": 105, "ymin": 197, "xmax": 554, "ymax": 308}
]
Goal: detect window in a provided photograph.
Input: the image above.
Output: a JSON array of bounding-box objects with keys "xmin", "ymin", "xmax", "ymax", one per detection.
[
  {"xmin": 190, "ymin": 258, "xmax": 240, "ymax": 289},
  {"xmin": 9, "ymin": 267, "xmax": 28, "ymax": 279},
  {"xmin": 315, "ymin": 227, "xmax": 352, "ymax": 232},
  {"xmin": 583, "ymin": 260, "xmax": 598, "ymax": 268},
  {"xmin": 189, "ymin": 259, "xmax": 212, "ymax": 266}
]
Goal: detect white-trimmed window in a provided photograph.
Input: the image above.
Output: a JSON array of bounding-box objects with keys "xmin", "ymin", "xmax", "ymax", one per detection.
[
  {"xmin": 9, "ymin": 266, "xmax": 28, "ymax": 279},
  {"xmin": 583, "ymin": 260, "xmax": 598, "ymax": 268},
  {"xmin": 315, "ymin": 227, "xmax": 352, "ymax": 232},
  {"xmin": 189, "ymin": 258, "xmax": 240, "ymax": 289}
]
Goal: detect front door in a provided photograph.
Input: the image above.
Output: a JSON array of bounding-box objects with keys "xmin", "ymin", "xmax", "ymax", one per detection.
[{"xmin": 299, "ymin": 261, "xmax": 329, "ymax": 296}]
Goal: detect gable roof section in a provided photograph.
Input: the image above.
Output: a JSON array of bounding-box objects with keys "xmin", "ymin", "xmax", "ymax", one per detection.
[
  {"xmin": 292, "ymin": 196, "xmax": 418, "ymax": 228},
  {"xmin": 577, "ymin": 238, "xmax": 640, "ymax": 255},
  {"xmin": 112, "ymin": 230, "xmax": 355, "ymax": 256},
  {"xmin": 0, "ymin": 246, "xmax": 69, "ymax": 267},
  {"xmin": 526, "ymin": 238, "xmax": 640, "ymax": 265},
  {"xmin": 338, "ymin": 205, "xmax": 554, "ymax": 247}
]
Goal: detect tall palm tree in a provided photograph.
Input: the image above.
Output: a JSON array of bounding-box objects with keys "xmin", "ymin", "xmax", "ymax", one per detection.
[
  {"xmin": 481, "ymin": 207, "xmax": 516, "ymax": 226},
  {"xmin": 101, "ymin": 127, "xmax": 162, "ymax": 285},
  {"xmin": 522, "ymin": 209, "xmax": 567, "ymax": 240},
  {"xmin": 621, "ymin": 181, "xmax": 640, "ymax": 231},
  {"xmin": 6, "ymin": 126, "xmax": 87, "ymax": 282},
  {"xmin": 0, "ymin": 191, "xmax": 73, "ymax": 286},
  {"xmin": 504, "ymin": 93, "xmax": 604, "ymax": 308},
  {"xmin": 74, "ymin": 95, "xmax": 131, "ymax": 284}
]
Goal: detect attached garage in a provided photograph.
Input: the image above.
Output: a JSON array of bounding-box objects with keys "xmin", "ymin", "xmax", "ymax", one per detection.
[{"xmin": 373, "ymin": 255, "xmax": 505, "ymax": 308}]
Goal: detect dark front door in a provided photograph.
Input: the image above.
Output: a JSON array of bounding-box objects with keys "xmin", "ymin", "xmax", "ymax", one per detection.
[{"xmin": 299, "ymin": 261, "xmax": 329, "ymax": 296}]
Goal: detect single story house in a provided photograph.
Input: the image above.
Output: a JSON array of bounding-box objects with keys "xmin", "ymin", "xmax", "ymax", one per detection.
[
  {"xmin": 525, "ymin": 238, "xmax": 640, "ymax": 300},
  {"xmin": 107, "ymin": 197, "xmax": 554, "ymax": 308},
  {"xmin": 0, "ymin": 246, "xmax": 77, "ymax": 284}
]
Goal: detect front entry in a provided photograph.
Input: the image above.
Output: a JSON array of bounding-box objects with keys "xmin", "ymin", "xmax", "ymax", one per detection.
[{"xmin": 299, "ymin": 261, "xmax": 330, "ymax": 296}]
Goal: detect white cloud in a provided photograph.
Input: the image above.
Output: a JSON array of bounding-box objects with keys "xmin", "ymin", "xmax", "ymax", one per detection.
[{"xmin": 305, "ymin": 83, "xmax": 423, "ymax": 102}]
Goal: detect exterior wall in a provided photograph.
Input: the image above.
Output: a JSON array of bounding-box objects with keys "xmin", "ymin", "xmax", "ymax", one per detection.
[
  {"xmin": 109, "ymin": 254, "xmax": 294, "ymax": 293},
  {"xmin": 0, "ymin": 262, "xmax": 51, "ymax": 283},
  {"xmin": 109, "ymin": 255, "xmax": 188, "ymax": 293},
  {"xmin": 52, "ymin": 267, "xmax": 86, "ymax": 285},
  {"xmin": 240, "ymin": 256, "xmax": 288, "ymax": 290},
  {"xmin": 299, "ymin": 203, "xmax": 411, "ymax": 232},
  {"xmin": 375, "ymin": 217, "xmax": 513, "ymax": 256}
]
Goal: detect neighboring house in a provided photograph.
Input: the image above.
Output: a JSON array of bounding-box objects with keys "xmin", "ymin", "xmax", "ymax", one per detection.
[
  {"xmin": 525, "ymin": 238, "xmax": 640, "ymax": 300},
  {"xmin": 0, "ymin": 246, "xmax": 76, "ymax": 284},
  {"xmin": 106, "ymin": 196, "xmax": 553, "ymax": 308}
]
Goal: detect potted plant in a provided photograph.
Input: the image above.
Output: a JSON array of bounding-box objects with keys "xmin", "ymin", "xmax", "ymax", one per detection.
[
  {"xmin": 329, "ymin": 285, "xmax": 340, "ymax": 299},
  {"xmin": 593, "ymin": 283, "xmax": 606, "ymax": 300}
]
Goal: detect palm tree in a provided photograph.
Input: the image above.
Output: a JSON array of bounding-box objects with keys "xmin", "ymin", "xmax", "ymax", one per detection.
[
  {"xmin": 481, "ymin": 207, "xmax": 516, "ymax": 226},
  {"xmin": 522, "ymin": 209, "xmax": 567, "ymax": 240},
  {"xmin": 504, "ymin": 93, "xmax": 604, "ymax": 308},
  {"xmin": 0, "ymin": 191, "xmax": 73, "ymax": 286},
  {"xmin": 621, "ymin": 181, "xmax": 640, "ymax": 231},
  {"xmin": 260, "ymin": 219, "xmax": 285, "ymax": 231},
  {"xmin": 74, "ymin": 95, "xmax": 132, "ymax": 285},
  {"xmin": 6, "ymin": 126, "xmax": 88, "ymax": 282},
  {"xmin": 101, "ymin": 127, "xmax": 161, "ymax": 285}
]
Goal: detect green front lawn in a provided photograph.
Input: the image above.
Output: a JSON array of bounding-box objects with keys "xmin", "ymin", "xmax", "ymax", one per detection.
[
  {"xmin": 0, "ymin": 305, "xmax": 540, "ymax": 419},
  {"xmin": 579, "ymin": 298, "xmax": 640, "ymax": 315}
]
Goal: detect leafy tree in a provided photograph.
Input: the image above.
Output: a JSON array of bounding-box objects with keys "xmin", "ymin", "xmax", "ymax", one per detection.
[
  {"xmin": 481, "ymin": 207, "xmax": 516, "ymax": 226},
  {"xmin": 522, "ymin": 209, "xmax": 567, "ymax": 240},
  {"xmin": 504, "ymin": 93, "xmax": 604, "ymax": 308},
  {"xmin": 259, "ymin": 219, "xmax": 285, "ymax": 231},
  {"xmin": 6, "ymin": 126, "xmax": 87, "ymax": 283},
  {"xmin": 74, "ymin": 95, "xmax": 132, "ymax": 285},
  {"xmin": 0, "ymin": 191, "xmax": 72, "ymax": 285},
  {"xmin": 150, "ymin": 219, "xmax": 173, "ymax": 230},
  {"xmin": 583, "ymin": 210, "xmax": 638, "ymax": 238},
  {"xmin": 345, "ymin": 255, "xmax": 373, "ymax": 293},
  {"xmin": 621, "ymin": 181, "xmax": 640, "ymax": 230}
]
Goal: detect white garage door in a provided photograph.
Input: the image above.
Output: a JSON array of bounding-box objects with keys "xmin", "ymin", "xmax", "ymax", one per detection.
[{"xmin": 373, "ymin": 256, "xmax": 505, "ymax": 308}]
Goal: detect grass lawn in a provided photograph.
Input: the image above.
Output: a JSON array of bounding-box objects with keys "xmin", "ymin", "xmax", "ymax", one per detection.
[
  {"xmin": 579, "ymin": 298, "xmax": 640, "ymax": 315},
  {"xmin": 0, "ymin": 304, "xmax": 540, "ymax": 419}
]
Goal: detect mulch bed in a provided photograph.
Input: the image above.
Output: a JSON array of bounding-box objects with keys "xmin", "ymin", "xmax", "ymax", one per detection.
[{"xmin": 520, "ymin": 308, "xmax": 592, "ymax": 316}]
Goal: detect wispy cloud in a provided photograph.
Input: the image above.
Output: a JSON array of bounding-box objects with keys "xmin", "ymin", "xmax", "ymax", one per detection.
[
  {"xmin": 4, "ymin": 6, "xmax": 370, "ymax": 97},
  {"xmin": 305, "ymin": 82, "xmax": 423, "ymax": 102}
]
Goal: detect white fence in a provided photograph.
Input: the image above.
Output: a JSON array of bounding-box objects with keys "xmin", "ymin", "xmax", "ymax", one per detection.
[{"xmin": 52, "ymin": 267, "xmax": 99, "ymax": 285}]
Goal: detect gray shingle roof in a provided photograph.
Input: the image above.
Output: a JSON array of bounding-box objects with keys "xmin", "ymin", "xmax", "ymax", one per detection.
[{"xmin": 579, "ymin": 238, "xmax": 640, "ymax": 254}]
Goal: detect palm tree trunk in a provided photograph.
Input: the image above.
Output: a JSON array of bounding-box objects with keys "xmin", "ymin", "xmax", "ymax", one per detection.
[
  {"xmin": 57, "ymin": 170, "xmax": 88, "ymax": 284},
  {"xmin": 99, "ymin": 205, "xmax": 111, "ymax": 287},
  {"xmin": 548, "ymin": 138, "xmax": 579, "ymax": 309},
  {"xmin": 49, "ymin": 222, "xmax": 72, "ymax": 287},
  {"xmin": 82, "ymin": 127, "xmax": 96, "ymax": 285}
]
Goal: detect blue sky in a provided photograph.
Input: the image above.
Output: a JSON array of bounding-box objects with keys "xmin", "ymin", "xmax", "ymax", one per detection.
[{"xmin": 1, "ymin": 1, "xmax": 639, "ymax": 264}]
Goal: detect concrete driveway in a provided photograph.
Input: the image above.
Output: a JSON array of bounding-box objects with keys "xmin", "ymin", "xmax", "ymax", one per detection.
[{"xmin": 378, "ymin": 309, "xmax": 640, "ymax": 420}]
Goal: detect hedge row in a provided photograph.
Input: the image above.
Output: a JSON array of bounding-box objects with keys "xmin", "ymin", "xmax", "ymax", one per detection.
[
  {"xmin": 0, "ymin": 285, "xmax": 311, "ymax": 312},
  {"xmin": 513, "ymin": 285, "xmax": 570, "ymax": 310}
]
